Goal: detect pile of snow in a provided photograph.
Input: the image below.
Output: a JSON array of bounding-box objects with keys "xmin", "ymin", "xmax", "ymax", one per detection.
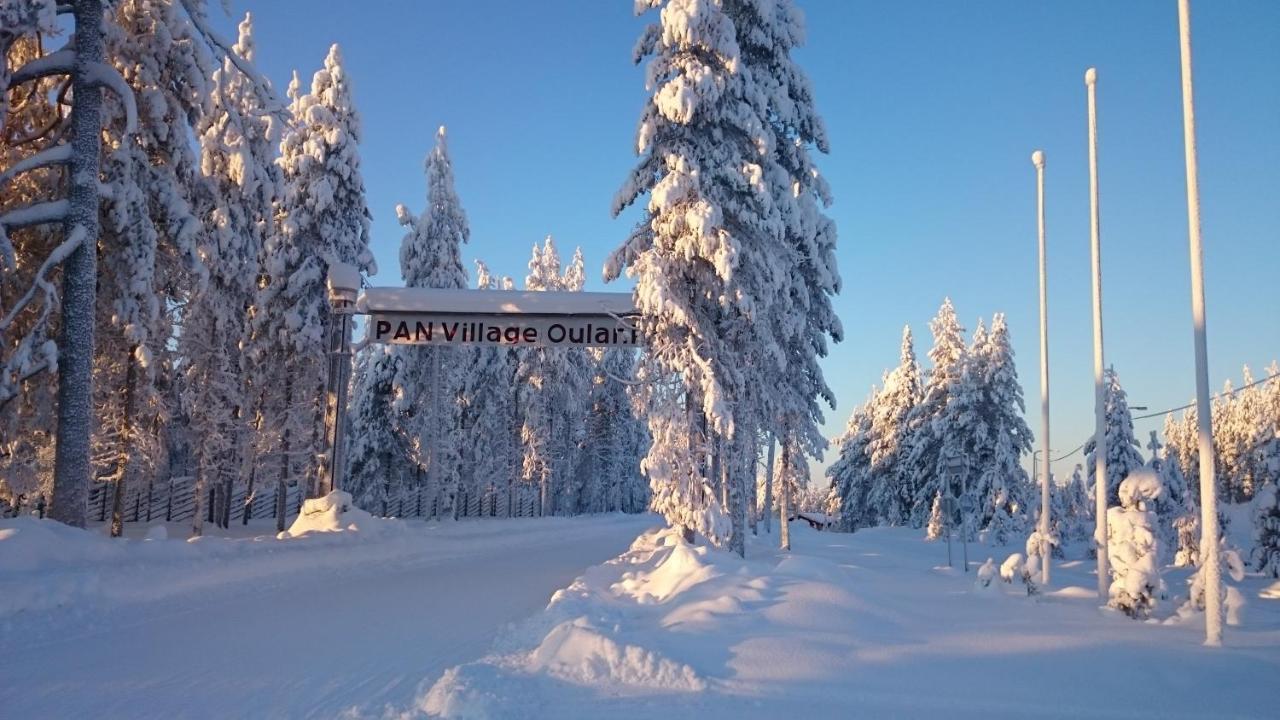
[
  {"xmin": 412, "ymin": 523, "xmax": 1280, "ymax": 719},
  {"xmin": 284, "ymin": 490, "xmax": 381, "ymax": 537}
]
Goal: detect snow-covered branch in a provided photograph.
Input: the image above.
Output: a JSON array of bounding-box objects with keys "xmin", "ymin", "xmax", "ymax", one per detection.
[
  {"xmin": 178, "ymin": 0, "xmax": 283, "ymax": 113},
  {"xmin": 0, "ymin": 143, "xmax": 70, "ymax": 186},
  {"xmin": 0, "ymin": 224, "xmax": 84, "ymax": 332},
  {"xmin": 7, "ymin": 48, "xmax": 73, "ymax": 87},
  {"xmin": 84, "ymin": 61, "xmax": 137, "ymax": 135},
  {"xmin": 0, "ymin": 198, "xmax": 68, "ymax": 229}
]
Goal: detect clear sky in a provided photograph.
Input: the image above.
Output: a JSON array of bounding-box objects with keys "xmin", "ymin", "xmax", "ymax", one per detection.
[{"xmin": 214, "ymin": 1, "xmax": 1279, "ymax": 482}]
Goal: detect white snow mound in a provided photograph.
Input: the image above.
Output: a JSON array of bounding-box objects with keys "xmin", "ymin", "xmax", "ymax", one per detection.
[
  {"xmin": 286, "ymin": 490, "xmax": 379, "ymax": 536},
  {"xmin": 528, "ymin": 616, "xmax": 704, "ymax": 690}
]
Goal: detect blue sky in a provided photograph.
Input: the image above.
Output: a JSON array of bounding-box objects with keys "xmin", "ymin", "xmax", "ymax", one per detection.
[{"xmin": 215, "ymin": 1, "xmax": 1278, "ymax": 482}]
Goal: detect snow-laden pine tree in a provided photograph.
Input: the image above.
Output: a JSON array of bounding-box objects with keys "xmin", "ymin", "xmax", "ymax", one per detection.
[
  {"xmin": 518, "ymin": 237, "xmax": 590, "ymax": 516},
  {"xmin": 904, "ymin": 298, "xmax": 967, "ymax": 527},
  {"xmin": 728, "ymin": 0, "xmax": 842, "ymax": 553},
  {"xmin": 610, "ymin": 0, "xmax": 833, "ymax": 556},
  {"xmin": 1083, "ymin": 368, "xmax": 1145, "ymax": 509},
  {"xmin": 825, "ymin": 390, "xmax": 876, "ymax": 531},
  {"xmin": 866, "ymin": 326, "xmax": 923, "ymax": 526},
  {"xmin": 392, "ymin": 125, "xmax": 469, "ymax": 518},
  {"xmin": 1106, "ymin": 469, "xmax": 1165, "ymax": 618},
  {"xmin": 254, "ymin": 45, "xmax": 372, "ymax": 525},
  {"xmin": 345, "ymin": 345, "xmax": 407, "ymax": 515},
  {"xmin": 579, "ymin": 348, "xmax": 650, "ymax": 514},
  {"xmin": 182, "ymin": 13, "xmax": 281, "ymax": 535},
  {"xmin": 1144, "ymin": 430, "xmax": 1193, "ymax": 564},
  {"xmin": 970, "ymin": 314, "xmax": 1034, "ymax": 545},
  {"xmin": 457, "ymin": 260, "xmax": 520, "ymax": 517}
]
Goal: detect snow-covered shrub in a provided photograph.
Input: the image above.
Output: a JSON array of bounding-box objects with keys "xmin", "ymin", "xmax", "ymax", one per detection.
[
  {"xmin": 976, "ymin": 557, "xmax": 996, "ymax": 588},
  {"xmin": 1024, "ymin": 526, "xmax": 1058, "ymax": 568},
  {"xmin": 1183, "ymin": 542, "xmax": 1247, "ymax": 627},
  {"xmin": 1252, "ymin": 482, "xmax": 1280, "ymax": 577},
  {"xmin": 1106, "ymin": 469, "xmax": 1164, "ymax": 619},
  {"xmin": 1173, "ymin": 511, "xmax": 1200, "ymax": 568},
  {"xmin": 999, "ymin": 552, "xmax": 1039, "ymax": 596}
]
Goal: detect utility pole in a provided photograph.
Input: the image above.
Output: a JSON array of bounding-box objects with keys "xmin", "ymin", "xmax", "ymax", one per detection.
[
  {"xmin": 1176, "ymin": 0, "xmax": 1223, "ymax": 646},
  {"xmin": 1032, "ymin": 149, "xmax": 1052, "ymax": 586},
  {"xmin": 1085, "ymin": 68, "xmax": 1109, "ymax": 603}
]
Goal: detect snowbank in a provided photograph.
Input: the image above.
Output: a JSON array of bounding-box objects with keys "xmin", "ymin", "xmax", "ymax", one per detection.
[
  {"xmin": 414, "ymin": 524, "xmax": 1280, "ymax": 719},
  {"xmin": 285, "ymin": 490, "xmax": 382, "ymax": 537}
]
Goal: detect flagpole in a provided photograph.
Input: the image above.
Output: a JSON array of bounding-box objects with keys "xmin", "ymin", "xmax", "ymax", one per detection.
[
  {"xmin": 1084, "ymin": 68, "xmax": 1110, "ymax": 602},
  {"xmin": 1032, "ymin": 149, "xmax": 1052, "ymax": 586},
  {"xmin": 1176, "ymin": 0, "xmax": 1222, "ymax": 646}
]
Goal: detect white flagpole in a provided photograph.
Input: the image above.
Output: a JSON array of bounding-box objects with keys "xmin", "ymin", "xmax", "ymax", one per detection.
[
  {"xmin": 1085, "ymin": 67, "xmax": 1110, "ymax": 603},
  {"xmin": 1032, "ymin": 149, "xmax": 1051, "ymax": 586},
  {"xmin": 1176, "ymin": 0, "xmax": 1222, "ymax": 646}
]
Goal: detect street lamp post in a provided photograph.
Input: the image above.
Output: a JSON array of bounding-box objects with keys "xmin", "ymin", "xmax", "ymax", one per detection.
[
  {"xmin": 1032, "ymin": 149, "xmax": 1052, "ymax": 586},
  {"xmin": 1176, "ymin": 0, "xmax": 1223, "ymax": 646}
]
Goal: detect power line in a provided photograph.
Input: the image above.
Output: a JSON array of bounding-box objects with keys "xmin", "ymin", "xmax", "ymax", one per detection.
[
  {"xmin": 1131, "ymin": 372, "xmax": 1275, "ymax": 421},
  {"xmin": 1043, "ymin": 373, "xmax": 1276, "ymax": 466}
]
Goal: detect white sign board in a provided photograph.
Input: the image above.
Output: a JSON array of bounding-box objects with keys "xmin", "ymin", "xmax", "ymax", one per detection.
[{"xmin": 360, "ymin": 287, "xmax": 643, "ymax": 348}]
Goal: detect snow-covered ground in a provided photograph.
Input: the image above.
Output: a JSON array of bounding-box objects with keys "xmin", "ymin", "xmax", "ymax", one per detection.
[
  {"xmin": 0, "ymin": 512, "xmax": 657, "ymax": 719},
  {"xmin": 4, "ymin": 514, "xmax": 1278, "ymax": 719},
  {"xmin": 419, "ymin": 525, "xmax": 1280, "ymax": 720}
]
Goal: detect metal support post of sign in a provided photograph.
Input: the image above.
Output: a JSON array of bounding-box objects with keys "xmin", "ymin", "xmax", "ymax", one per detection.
[
  {"xmin": 325, "ymin": 263, "xmax": 362, "ymax": 497},
  {"xmin": 945, "ymin": 498, "xmax": 953, "ymax": 568}
]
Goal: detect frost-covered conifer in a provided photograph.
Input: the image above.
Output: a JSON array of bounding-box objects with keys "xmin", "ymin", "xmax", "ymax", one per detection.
[
  {"xmin": 393, "ymin": 126, "xmax": 469, "ymax": 518},
  {"xmin": 970, "ymin": 314, "xmax": 1034, "ymax": 542},
  {"xmin": 345, "ymin": 345, "xmax": 405, "ymax": 514},
  {"xmin": 183, "ymin": 13, "xmax": 280, "ymax": 535},
  {"xmin": 254, "ymin": 44, "xmax": 372, "ymax": 521},
  {"xmin": 904, "ymin": 298, "xmax": 967, "ymax": 526},
  {"xmin": 866, "ymin": 326, "xmax": 922, "ymax": 526},
  {"xmin": 1084, "ymin": 368, "xmax": 1145, "ymax": 508},
  {"xmin": 609, "ymin": 0, "xmax": 793, "ymax": 553},
  {"xmin": 1106, "ymin": 469, "xmax": 1164, "ymax": 619},
  {"xmin": 825, "ymin": 392, "xmax": 875, "ymax": 531}
]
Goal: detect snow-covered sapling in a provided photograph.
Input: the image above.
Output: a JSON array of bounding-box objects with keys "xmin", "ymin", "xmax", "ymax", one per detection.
[
  {"xmin": 999, "ymin": 552, "xmax": 1039, "ymax": 596},
  {"xmin": 1106, "ymin": 469, "xmax": 1164, "ymax": 618}
]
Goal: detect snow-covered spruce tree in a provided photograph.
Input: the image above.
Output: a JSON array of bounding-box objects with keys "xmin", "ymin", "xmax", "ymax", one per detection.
[
  {"xmin": 183, "ymin": 13, "xmax": 281, "ymax": 535},
  {"xmin": 254, "ymin": 45, "xmax": 373, "ymax": 525},
  {"xmin": 925, "ymin": 492, "xmax": 945, "ymax": 541},
  {"xmin": 579, "ymin": 347, "xmax": 650, "ymax": 514},
  {"xmin": 824, "ymin": 390, "xmax": 876, "ymax": 531},
  {"xmin": 518, "ymin": 238, "xmax": 590, "ymax": 516},
  {"xmin": 1083, "ymin": 367, "xmax": 1145, "ymax": 508},
  {"xmin": 866, "ymin": 326, "xmax": 923, "ymax": 526},
  {"xmin": 1253, "ymin": 479, "xmax": 1280, "ymax": 578},
  {"xmin": 456, "ymin": 260, "xmax": 520, "ymax": 517},
  {"xmin": 903, "ymin": 298, "xmax": 967, "ymax": 527},
  {"xmin": 970, "ymin": 314, "xmax": 1034, "ymax": 545},
  {"xmin": 1106, "ymin": 468, "xmax": 1164, "ymax": 618},
  {"xmin": 729, "ymin": 0, "xmax": 841, "ymax": 552},
  {"xmin": 392, "ymin": 125, "xmax": 468, "ymax": 518},
  {"xmin": 345, "ymin": 344, "xmax": 407, "ymax": 515},
  {"xmin": 1144, "ymin": 430, "xmax": 1193, "ymax": 565},
  {"xmin": 609, "ymin": 0, "xmax": 792, "ymax": 553},
  {"xmin": 1062, "ymin": 464, "xmax": 1093, "ymax": 549}
]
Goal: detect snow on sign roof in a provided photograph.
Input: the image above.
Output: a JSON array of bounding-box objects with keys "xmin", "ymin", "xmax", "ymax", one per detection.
[{"xmin": 358, "ymin": 287, "xmax": 637, "ymax": 317}]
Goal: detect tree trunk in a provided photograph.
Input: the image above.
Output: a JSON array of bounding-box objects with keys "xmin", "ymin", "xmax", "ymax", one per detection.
[
  {"xmin": 779, "ymin": 435, "xmax": 791, "ymax": 551},
  {"xmin": 276, "ymin": 375, "xmax": 293, "ymax": 533},
  {"xmin": 748, "ymin": 430, "xmax": 759, "ymax": 535},
  {"xmin": 191, "ymin": 465, "xmax": 206, "ymax": 538},
  {"xmin": 49, "ymin": 0, "xmax": 105, "ymax": 528},
  {"xmin": 727, "ymin": 432, "xmax": 745, "ymax": 558},
  {"xmin": 763, "ymin": 433, "xmax": 775, "ymax": 535}
]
